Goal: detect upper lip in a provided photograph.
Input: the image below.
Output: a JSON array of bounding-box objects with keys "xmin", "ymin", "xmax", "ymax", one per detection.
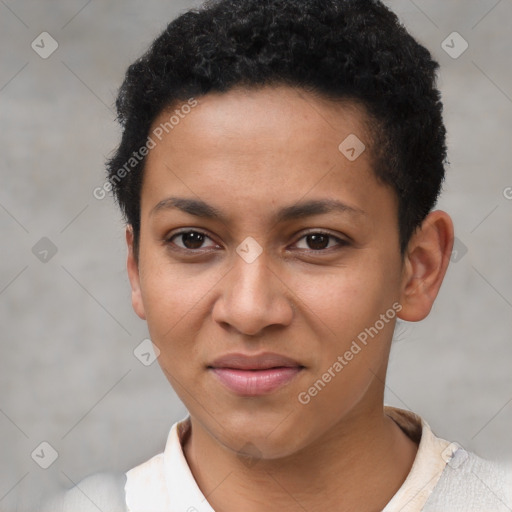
[{"xmin": 208, "ymin": 352, "xmax": 304, "ymax": 370}]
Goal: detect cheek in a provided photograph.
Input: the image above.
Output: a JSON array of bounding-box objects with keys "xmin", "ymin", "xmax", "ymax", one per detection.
[
  {"xmin": 289, "ymin": 260, "xmax": 400, "ymax": 388},
  {"xmin": 293, "ymin": 271, "xmax": 398, "ymax": 423},
  {"xmin": 292, "ymin": 263, "xmax": 399, "ymax": 340},
  {"xmin": 138, "ymin": 255, "xmax": 221, "ymax": 352}
]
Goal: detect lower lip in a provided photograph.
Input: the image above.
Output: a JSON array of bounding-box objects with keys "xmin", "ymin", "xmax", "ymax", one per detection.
[{"xmin": 210, "ymin": 367, "xmax": 303, "ymax": 396}]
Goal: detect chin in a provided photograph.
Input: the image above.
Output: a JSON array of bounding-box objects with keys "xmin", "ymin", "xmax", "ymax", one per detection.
[{"xmin": 206, "ymin": 406, "xmax": 314, "ymax": 460}]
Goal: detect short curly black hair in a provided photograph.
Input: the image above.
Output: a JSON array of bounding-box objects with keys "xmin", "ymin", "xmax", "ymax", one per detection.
[{"xmin": 106, "ymin": 0, "xmax": 446, "ymax": 257}]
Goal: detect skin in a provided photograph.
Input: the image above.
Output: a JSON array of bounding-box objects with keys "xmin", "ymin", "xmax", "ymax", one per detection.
[{"xmin": 126, "ymin": 85, "xmax": 454, "ymax": 511}]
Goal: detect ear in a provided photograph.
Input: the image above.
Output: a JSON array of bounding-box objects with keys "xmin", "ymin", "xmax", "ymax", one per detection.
[
  {"xmin": 398, "ymin": 210, "xmax": 454, "ymax": 322},
  {"xmin": 126, "ymin": 225, "xmax": 146, "ymax": 320}
]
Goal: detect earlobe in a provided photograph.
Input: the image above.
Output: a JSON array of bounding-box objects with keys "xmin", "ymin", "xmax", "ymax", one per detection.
[
  {"xmin": 398, "ymin": 210, "xmax": 454, "ymax": 322},
  {"xmin": 126, "ymin": 225, "xmax": 146, "ymax": 320}
]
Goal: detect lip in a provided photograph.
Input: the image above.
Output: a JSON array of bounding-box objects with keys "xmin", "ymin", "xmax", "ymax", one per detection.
[
  {"xmin": 209, "ymin": 352, "xmax": 303, "ymax": 370},
  {"xmin": 208, "ymin": 352, "xmax": 304, "ymax": 396}
]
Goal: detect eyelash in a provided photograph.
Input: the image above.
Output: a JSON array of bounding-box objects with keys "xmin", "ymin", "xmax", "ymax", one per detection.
[{"xmin": 165, "ymin": 229, "xmax": 349, "ymax": 254}]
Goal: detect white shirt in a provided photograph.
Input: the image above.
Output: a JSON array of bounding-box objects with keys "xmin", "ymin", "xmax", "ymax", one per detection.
[
  {"xmin": 124, "ymin": 406, "xmax": 512, "ymax": 511},
  {"xmin": 43, "ymin": 406, "xmax": 512, "ymax": 511}
]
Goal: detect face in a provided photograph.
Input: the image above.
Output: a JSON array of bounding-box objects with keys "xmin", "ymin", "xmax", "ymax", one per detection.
[{"xmin": 127, "ymin": 85, "xmax": 407, "ymax": 459}]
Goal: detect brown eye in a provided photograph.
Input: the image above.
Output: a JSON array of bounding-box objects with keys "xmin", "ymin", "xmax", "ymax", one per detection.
[
  {"xmin": 305, "ymin": 234, "xmax": 330, "ymax": 250},
  {"xmin": 293, "ymin": 232, "xmax": 348, "ymax": 252},
  {"xmin": 168, "ymin": 230, "xmax": 218, "ymax": 251},
  {"xmin": 180, "ymin": 231, "xmax": 205, "ymax": 249}
]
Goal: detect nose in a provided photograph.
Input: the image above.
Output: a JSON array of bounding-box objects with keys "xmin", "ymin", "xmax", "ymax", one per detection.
[{"xmin": 211, "ymin": 249, "xmax": 294, "ymax": 337}]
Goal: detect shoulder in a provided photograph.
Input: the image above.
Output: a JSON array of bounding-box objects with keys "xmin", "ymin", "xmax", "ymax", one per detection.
[
  {"xmin": 40, "ymin": 472, "xmax": 127, "ymax": 512},
  {"xmin": 424, "ymin": 447, "xmax": 512, "ymax": 511},
  {"xmin": 125, "ymin": 453, "xmax": 173, "ymax": 511}
]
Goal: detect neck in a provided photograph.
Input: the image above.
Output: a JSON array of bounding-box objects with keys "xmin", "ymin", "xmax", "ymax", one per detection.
[{"xmin": 182, "ymin": 405, "xmax": 418, "ymax": 512}]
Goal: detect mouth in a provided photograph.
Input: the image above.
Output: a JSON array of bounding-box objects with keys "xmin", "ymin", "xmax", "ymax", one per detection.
[{"xmin": 207, "ymin": 352, "xmax": 305, "ymax": 396}]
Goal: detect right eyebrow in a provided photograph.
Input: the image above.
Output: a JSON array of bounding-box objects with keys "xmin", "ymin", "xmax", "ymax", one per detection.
[{"xmin": 150, "ymin": 197, "xmax": 227, "ymax": 221}]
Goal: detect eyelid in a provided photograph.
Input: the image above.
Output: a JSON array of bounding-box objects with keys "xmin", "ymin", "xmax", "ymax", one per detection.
[
  {"xmin": 165, "ymin": 228, "xmax": 349, "ymax": 254},
  {"xmin": 166, "ymin": 228, "xmax": 220, "ymax": 251},
  {"xmin": 290, "ymin": 229, "xmax": 350, "ymax": 251}
]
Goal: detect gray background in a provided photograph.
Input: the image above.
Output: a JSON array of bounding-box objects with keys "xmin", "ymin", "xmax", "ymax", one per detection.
[{"xmin": 1, "ymin": 0, "xmax": 511, "ymax": 510}]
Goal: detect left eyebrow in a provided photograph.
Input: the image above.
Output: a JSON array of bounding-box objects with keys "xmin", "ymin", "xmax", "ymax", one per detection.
[
  {"xmin": 275, "ymin": 199, "xmax": 366, "ymax": 223},
  {"xmin": 149, "ymin": 196, "xmax": 366, "ymax": 222}
]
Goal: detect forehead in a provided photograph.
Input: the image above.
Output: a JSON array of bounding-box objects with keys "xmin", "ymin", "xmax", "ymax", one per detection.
[
  {"xmin": 151, "ymin": 86, "xmax": 371, "ymax": 158},
  {"xmin": 140, "ymin": 85, "xmax": 394, "ymax": 226}
]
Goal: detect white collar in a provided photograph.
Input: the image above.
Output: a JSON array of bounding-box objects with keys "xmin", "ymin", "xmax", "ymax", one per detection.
[
  {"xmin": 382, "ymin": 406, "xmax": 453, "ymax": 511},
  {"xmin": 125, "ymin": 406, "xmax": 454, "ymax": 512}
]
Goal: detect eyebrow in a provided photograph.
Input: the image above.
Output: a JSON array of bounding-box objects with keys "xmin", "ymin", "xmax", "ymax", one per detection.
[{"xmin": 150, "ymin": 196, "xmax": 366, "ymax": 222}]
